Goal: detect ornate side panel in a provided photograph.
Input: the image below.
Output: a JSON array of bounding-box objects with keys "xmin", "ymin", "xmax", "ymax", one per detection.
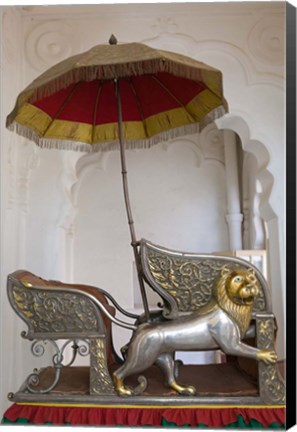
[
  {"xmin": 89, "ymin": 338, "xmax": 115, "ymax": 395},
  {"xmin": 256, "ymin": 314, "xmax": 285, "ymax": 405},
  {"xmin": 7, "ymin": 280, "xmax": 104, "ymax": 339},
  {"xmin": 141, "ymin": 240, "xmax": 268, "ymax": 319}
]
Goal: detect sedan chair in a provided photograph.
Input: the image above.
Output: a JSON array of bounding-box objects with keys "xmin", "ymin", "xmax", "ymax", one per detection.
[{"xmin": 7, "ymin": 239, "xmax": 285, "ymax": 405}]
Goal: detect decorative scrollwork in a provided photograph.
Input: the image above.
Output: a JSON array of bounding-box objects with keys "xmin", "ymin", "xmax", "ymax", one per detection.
[
  {"xmin": 11, "ymin": 285, "xmax": 100, "ymax": 335},
  {"xmin": 77, "ymin": 340, "xmax": 90, "ymax": 357},
  {"xmin": 25, "ymin": 21, "xmax": 80, "ymax": 71},
  {"xmin": 147, "ymin": 249, "xmax": 266, "ymax": 312},
  {"xmin": 25, "ymin": 338, "xmax": 90, "ymax": 394},
  {"xmin": 31, "ymin": 339, "xmax": 53, "ymax": 357}
]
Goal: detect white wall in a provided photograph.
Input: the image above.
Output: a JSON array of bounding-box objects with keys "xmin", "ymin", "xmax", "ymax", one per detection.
[{"xmin": 0, "ymin": 2, "xmax": 285, "ymax": 415}]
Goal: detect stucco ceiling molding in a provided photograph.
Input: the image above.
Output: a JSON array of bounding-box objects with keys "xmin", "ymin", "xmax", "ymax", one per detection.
[
  {"xmin": 143, "ymin": 33, "xmax": 283, "ymax": 89},
  {"xmin": 247, "ymin": 16, "xmax": 284, "ymax": 66},
  {"xmin": 188, "ymin": 39, "xmax": 283, "ymax": 89},
  {"xmin": 25, "ymin": 20, "xmax": 82, "ymax": 72},
  {"xmin": 151, "ymin": 16, "xmax": 179, "ymax": 36}
]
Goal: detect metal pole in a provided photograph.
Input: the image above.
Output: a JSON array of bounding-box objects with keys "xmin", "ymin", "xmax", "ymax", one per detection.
[{"xmin": 114, "ymin": 78, "xmax": 151, "ymax": 322}]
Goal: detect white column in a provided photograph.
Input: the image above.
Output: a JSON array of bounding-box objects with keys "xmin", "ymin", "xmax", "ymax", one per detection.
[{"xmin": 223, "ymin": 130, "xmax": 243, "ymax": 250}]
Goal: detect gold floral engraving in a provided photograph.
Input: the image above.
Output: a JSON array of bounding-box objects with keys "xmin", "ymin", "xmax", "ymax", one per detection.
[
  {"xmin": 12, "ymin": 285, "xmax": 99, "ymax": 334},
  {"xmin": 257, "ymin": 316, "xmax": 285, "ymax": 405},
  {"xmin": 147, "ymin": 250, "xmax": 266, "ymax": 313},
  {"xmin": 90, "ymin": 339, "xmax": 115, "ymax": 394},
  {"xmin": 258, "ymin": 319, "xmax": 275, "ymax": 350},
  {"xmin": 259, "ymin": 364, "xmax": 286, "ymax": 405}
]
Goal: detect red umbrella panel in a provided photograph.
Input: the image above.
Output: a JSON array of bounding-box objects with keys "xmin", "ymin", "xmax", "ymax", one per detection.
[{"xmin": 7, "ymin": 67, "xmax": 227, "ymax": 151}]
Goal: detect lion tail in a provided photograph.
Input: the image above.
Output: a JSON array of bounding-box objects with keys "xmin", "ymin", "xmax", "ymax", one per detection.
[{"xmin": 132, "ymin": 375, "xmax": 148, "ymax": 395}]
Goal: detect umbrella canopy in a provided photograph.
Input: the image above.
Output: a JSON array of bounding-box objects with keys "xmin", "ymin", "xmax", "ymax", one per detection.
[
  {"xmin": 6, "ymin": 38, "xmax": 228, "ymax": 151},
  {"xmin": 6, "ymin": 37, "xmax": 228, "ymax": 320}
]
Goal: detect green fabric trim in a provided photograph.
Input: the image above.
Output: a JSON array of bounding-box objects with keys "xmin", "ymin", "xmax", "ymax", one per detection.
[
  {"xmin": 2, "ymin": 415, "xmax": 285, "ymax": 429},
  {"xmin": 224, "ymin": 416, "xmax": 285, "ymax": 429},
  {"xmin": 161, "ymin": 415, "xmax": 286, "ymax": 429},
  {"xmin": 2, "ymin": 417, "xmax": 30, "ymax": 424},
  {"xmin": 1, "ymin": 417, "xmax": 71, "ymax": 426}
]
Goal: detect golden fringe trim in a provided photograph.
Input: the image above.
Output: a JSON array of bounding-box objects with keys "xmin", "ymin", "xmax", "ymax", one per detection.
[{"xmin": 8, "ymin": 105, "xmax": 227, "ymax": 153}]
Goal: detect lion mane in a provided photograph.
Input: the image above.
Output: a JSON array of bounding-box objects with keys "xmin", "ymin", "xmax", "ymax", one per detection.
[{"xmin": 214, "ymin": 267, "xmax": 259, "ymax": 338}]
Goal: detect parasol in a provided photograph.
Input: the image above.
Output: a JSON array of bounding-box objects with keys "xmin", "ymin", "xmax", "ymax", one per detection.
[{"xmin": 6, "ymin": 35, "xmax": 228, "ymax": 320}]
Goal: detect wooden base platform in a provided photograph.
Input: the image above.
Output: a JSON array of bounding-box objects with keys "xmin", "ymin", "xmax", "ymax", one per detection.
[
  {"xmin": 4, "ymin": 363, "xmax": 286, "ymax": 427},
  {"xmin": 35, "ymin": 363, "xmax": 259, "ymax": 397}
]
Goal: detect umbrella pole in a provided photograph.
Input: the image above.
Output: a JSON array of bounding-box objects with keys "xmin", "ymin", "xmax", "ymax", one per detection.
[{"xmin": 114, "ymin": 78, "xmax": 151, "ymax": 322}]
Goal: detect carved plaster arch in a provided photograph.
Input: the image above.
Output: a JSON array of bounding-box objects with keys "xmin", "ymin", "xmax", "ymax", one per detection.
[
  {"xmin": 66, "ymin": 114, "xmax": 275, "ymax": 255},
  {"xmin": 216, "ymin": 115, "xmax": 274, "ymax": 203},
  {"xmin": 161, "ymin": 137, "xmax": 204, "ymax": 168},
  {"xmin": 71, "ymin": 130, "xmax": 226, "ymax": 217}
]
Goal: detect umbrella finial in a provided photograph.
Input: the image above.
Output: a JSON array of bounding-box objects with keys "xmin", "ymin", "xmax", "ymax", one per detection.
[{"xmin": 109, "ymin": 34, "xmax": 118, "ymax": 45}]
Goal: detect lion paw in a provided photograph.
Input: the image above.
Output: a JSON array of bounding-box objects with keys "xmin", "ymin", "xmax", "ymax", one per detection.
[
  {"xmin": 171, "ymin": 381, "xmax": 196, "ymax": 396},
  {"xmin": 180, "ymin": 385, "xmax": 196, "ymax": 396},
  {"xmin": 116, "ymin": 385, "xmax": 134, "ymax": 397},
  {"xmin": 257, "ymin": 350, "xmax": 277, "ymax": 364}
]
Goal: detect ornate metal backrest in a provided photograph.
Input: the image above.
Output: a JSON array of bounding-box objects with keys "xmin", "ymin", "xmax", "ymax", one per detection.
[
  {"xmin": 7, "ymin": 270, "xmax": 106, "ymax": 341},
  {"xmin": 140, "ymin": 239, "xmax": 272, "ymax": 319}
]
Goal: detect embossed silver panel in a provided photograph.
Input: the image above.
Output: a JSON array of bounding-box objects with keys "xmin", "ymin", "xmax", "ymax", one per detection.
[
  {"xmin": 9, "ymin": 283, "xmax": 103, "ymax": 338},
  {"xmin": 141, "ymin": 239, "xmax": 269, "ymax": 319}
]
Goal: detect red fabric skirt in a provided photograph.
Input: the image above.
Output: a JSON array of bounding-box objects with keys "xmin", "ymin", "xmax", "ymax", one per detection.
[{"xmin": 3, "ymin": 403, "xmax": 285, "ymax": 427}]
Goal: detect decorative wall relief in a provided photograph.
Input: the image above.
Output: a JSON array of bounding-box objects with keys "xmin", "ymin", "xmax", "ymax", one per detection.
[
  {"xmin": 151, "ymin": 16, "xmax": 178, "ymax": 36},
  {"xmin": 25, "ymin": 21, "xmax": 81, "ymax": 71},
  {"xmin": 247, "ymin": 16, "xmax": 284, "ymax": 66},
  {"xmin": 200, "ymin": 125, "xmax": 225, "ymax": 164}
]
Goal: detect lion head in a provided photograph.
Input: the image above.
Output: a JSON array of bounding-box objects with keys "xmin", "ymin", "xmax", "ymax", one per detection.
[{"xmin": 215, "ymin": 267, "xmax": 260, "ymax": 338}]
